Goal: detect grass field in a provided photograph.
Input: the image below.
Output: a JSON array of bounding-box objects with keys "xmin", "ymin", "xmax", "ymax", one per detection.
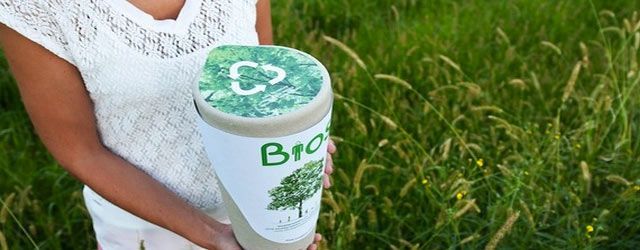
[{"xmin": 2, "ymin": 0, "xmax": 640, "ymax": 249}]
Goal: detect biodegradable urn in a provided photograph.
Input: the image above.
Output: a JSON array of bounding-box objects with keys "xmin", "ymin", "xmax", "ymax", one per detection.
[{"xmin": 194, "ymin": 45, "xmax": 333, "ymax": 250}]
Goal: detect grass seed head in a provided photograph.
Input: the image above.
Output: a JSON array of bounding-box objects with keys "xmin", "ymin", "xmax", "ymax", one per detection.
[
  {"xmin": 471, "ymin": 106, "xmax": 504, "ymax": 113},
  {"xmin": 374, "ymin": 74, "xmax": 413, "ymax": 90},
  {"xmin": 496, "ymin": 164, "xmax": 513, "ymax": 178},
  {"xmin": 441, "ymin": 138, "xmax": 452, "ymax": 160},
  {"xmin": 322, "ymin": 35, "xmax": 367, "ymax": 70},
  {"xmin": 508, "ymin": 79, "xmax": 527, "ymax": 90},
  {"xmin": 347, "ymin": 213, "xmax": 358, "ymax": 240},
  {"xmin": 438, "ymin": 55, "xmax": 462, "ymax": 73},
  {"xmin": 0, "ymin": 193, "xmax": 16, "ymax": 224},
  {"xmin": 321, "ymin": 191, "xmax": 342, "ymax": 214},
  {"xmin": 602, "ymin": 26, "xmax": 625, "ymax": 38},
  {"xmin": 460, "ymin": 233, "xmax": 480, "ymax": 245},
  {"xmin": 606, "ymin": 175, "xmax": 631, "ymax": 186},
  {"xmin": 580, "ymin": 42, "xmax": 590, "ymax": 68},
  {"xmin": 353, "ymin": 161, "xmax": 385, "ymax": 197},
  {"xmin": 406, "ymin": 46, "xmax": 419, "ymax": 57},
  {"xmin": 529, "ymin": 72, "xmax": 542, "ymax": 91},
  {"xmin": 541, "ymin": 41, "xmax": 562, "ymax": 56},
  {"xmin": 459, "ymin": 82, "xmax": 482, "ymax": 98},
  {"xmin": 496, "ymin": 27, "xmax": 511, "ymax": 45},
  {"xmin": 400, "ymin": 178, "xmax": 417, "ymax": 198},
  {"xmin": 390, "ymin": 5, "xmax": 400, "ymax": 22},
  {"xmin": 599, "ymin": 10, "xmax": 616, "ymax": 19},
  {"xmin": 580, "ymin": 161, "xmax": 592, "ymax": 194},
  {"xmin": 364, "ymin": 185, "xmax": 380, "ymax": 196},
  {"xmin": 367, "ymin": 208, "xmax": 378, "ymax": 228},
  {"xmin": 343, "ymin": 103, "xmax": 368, "ymax": 134},
  {"xmin": 624, "ymin": 19, "xmax": 633, "ymax": 33},
  {"xmin": 454, "ymin": 199, "xmax": 478, "ymax": 219},
  {"xmin": 562, "ymin": 61, "xmax": 582, "ymax": 103},
  {"xmin": 378, "ymin": 114, "xmax": 398, "ymax": 130},
  {"xmin": 485, "ymin": 211, "xmax": 521, "ymax": 250},
  {"xmin": 519, "ymin": 200, "xmax": 535, "ymax": 229},
  {"xmin": 0, "ymin": 230, "xmax": 7, "ymax": 250}
]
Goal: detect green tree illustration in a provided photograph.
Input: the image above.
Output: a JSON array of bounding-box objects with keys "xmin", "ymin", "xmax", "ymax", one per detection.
[{"xmin": 267, "ymin": 158, "xmax": 324, "ymax": 218}]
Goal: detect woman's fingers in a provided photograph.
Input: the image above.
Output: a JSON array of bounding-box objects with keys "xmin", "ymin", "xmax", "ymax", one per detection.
[
  {"xmin": 307, "ymin": 234, "xmax": 322, "ymax": 250},
  {"xmin": 323, "ymin": 139, "xmax": 336, "ymax": 189},
  {"xmin": 323, "ymin": 174, "xmax": 331, "ymax": 188},
  {"xmin": 324, "ymin": 154, "xmax": 333, "ymax": 175},
  {"xmin": 327, "ymin": 139, "xmax": 336, "ymax": 154}
]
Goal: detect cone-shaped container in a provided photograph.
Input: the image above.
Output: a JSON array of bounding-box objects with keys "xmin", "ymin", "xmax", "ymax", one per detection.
[{"xmin": 193, "ymin": 45, "xmax": 332, "ymax": 250}]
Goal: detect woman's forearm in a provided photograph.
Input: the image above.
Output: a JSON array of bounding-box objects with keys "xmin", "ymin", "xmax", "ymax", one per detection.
[
  {"xmin": 256, "ymin": 0, "xmax": 273, "ymax": 45},
  {"xmin": 71, "ymin": 146, "xmax": 222, "ymax": 248}
]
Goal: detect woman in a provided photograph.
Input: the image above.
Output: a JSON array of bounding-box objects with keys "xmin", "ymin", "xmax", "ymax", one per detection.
[{"xmin": 0, "ymin": 0, "xmax": 336, "ymax": 249}]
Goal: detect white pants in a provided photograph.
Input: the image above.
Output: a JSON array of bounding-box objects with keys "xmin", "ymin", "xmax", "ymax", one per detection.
[{"xmin": 82, "ymin": 186, "xmax": 230, "ymax": 250}]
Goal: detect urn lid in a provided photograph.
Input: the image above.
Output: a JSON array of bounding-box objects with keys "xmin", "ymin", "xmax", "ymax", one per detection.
[{"xmin": 194, "ymin": 45, "xmax": 332, "ymax": 137}]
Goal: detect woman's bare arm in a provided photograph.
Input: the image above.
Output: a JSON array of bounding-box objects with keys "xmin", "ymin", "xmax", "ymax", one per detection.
[
  {"xmin": 256, "ymin": 0, "xmax": 273, "ymax": 45},
  {"xmin": 0, "ymin": 25, "xmax": 235, "ymax": 249}
]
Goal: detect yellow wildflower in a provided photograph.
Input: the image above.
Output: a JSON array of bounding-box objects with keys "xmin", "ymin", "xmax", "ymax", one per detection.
[
  {"xmin": 476, "ymin": 158, "xmax": 484, "ymax": 168},
  {"xmin": 554, "ymin": 133, "xmax": 561, "ymax": 140},
  {"xmin": 421, "ymin": 179, "xmax": 428, "ymax": 185},
  {"xmin": 456, "ymin": 192, "xmax": 464, "ymax": 200},
  {"xmin": 586, "ymin": 225, "xmax": 594, "ymax": 233},
  {"xmin": 634, "ymin": 185, "xmax": 640, "ymax": 191}
]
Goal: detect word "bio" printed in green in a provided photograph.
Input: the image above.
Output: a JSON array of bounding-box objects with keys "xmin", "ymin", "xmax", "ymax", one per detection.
[{"xmin": 261, "ymin": 123, "xmax": 330, "ymax": 166}]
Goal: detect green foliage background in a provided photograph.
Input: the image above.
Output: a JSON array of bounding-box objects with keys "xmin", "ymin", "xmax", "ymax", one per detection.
[
  {"xmin": 200, "ymin": 45, "xmax": 323, "ymax": 118},
  {"xmin": 2, "ymin": 0, "xmax": 640, "ymax": 249}
]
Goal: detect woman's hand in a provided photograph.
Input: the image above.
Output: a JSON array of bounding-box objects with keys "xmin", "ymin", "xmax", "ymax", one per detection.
[
  {"xmin": 203, "ymin": 225, "xmax": 323, "ymax": 250},
  {"xmin": 206, "ymin": 224, "xmax": 242, "ymax": 250},
  {"xmin": 305, "ymin": 139, "xmax": 337, "ymax": 250},
  {"xmin": 323, "ymin": 139, "xmax": 337, "ymax": 188},
  {"xmin": 307, "ymin": 233, "xmax": 323, "ymax": 250}
]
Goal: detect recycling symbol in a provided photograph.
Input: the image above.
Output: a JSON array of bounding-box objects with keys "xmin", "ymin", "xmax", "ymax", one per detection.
[{"xmin": 229, "ymin": 61, "xmax": 287, "ymax": 96}]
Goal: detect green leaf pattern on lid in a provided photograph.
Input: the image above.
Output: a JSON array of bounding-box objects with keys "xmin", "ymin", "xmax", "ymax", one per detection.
[{"xmin": 199, "ymin": 46, "xmax": 323, "ymax": 118}]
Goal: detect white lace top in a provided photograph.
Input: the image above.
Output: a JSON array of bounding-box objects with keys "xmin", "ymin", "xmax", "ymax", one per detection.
[{"xmin": 0, "ymin": 0, "xmax": 260, "ymax": 209}]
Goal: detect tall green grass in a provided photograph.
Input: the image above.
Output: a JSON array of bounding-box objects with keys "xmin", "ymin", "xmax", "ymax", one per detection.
[{"xmin": 2, "ymin": 0, "xmax": 640, "ymax": 249}]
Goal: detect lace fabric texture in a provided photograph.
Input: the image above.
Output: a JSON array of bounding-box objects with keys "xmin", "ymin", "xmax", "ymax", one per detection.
[{"xmin": 0, "ymin": 0, "xmax": 260, "ymax": 209}]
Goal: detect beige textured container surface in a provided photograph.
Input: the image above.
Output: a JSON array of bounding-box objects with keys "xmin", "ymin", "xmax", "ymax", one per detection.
[{"xmin": 219, "ymin": 182, "xmax": 316, "ymax": 250}]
